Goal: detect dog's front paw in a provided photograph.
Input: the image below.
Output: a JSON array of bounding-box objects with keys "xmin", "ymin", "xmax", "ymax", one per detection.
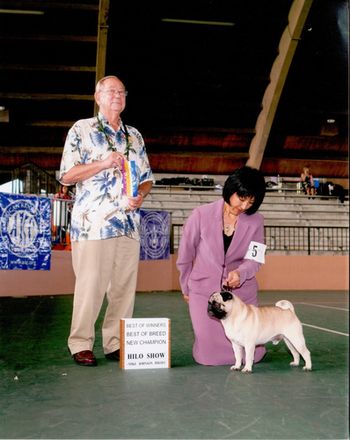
[
  {"xmin": 241, "ymin": 366, "xmax": 253, "ymax": 373},
  {"xmin": 230, "ymin": 365, "xmax": 241, "ymax": 371}
]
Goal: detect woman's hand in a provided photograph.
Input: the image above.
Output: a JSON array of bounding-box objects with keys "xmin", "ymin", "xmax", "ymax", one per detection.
[
  {"xmin": 183, "ymin": 294, "xmax": 189, "ymax": 304},
  {"xmin": 225, "ymin": 270, "xmax": 240, "ymax": 288}
]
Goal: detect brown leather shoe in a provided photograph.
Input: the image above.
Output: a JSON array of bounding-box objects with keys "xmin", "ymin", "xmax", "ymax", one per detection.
[
  {"xmin": 73, "ymin": 350, "xmax": 97, "ymax": 366},
  {"xmin": 105, "ymin": 349, "xmax": 120, "ymax": 361}
]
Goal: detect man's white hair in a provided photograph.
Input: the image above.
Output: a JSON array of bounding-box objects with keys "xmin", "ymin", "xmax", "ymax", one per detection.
[{"xmin": 95, "ymin": 75, "xmax": 124, "ymax": 93}]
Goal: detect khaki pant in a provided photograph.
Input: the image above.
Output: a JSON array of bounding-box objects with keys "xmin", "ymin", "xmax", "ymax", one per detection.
[{"xmin": 68, "ymin": 236, "xmax": 140, "ymax": 355}]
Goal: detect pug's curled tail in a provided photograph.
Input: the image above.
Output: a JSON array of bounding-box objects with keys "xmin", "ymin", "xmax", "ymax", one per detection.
[{"xmin": 275, "ymin": 300, "xmax": 295, "ymax": 313}]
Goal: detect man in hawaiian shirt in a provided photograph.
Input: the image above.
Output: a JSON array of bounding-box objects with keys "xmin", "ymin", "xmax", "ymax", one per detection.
[{"xmin": 59, "ymin": 75, "xmax": 154, "ymax": 366}]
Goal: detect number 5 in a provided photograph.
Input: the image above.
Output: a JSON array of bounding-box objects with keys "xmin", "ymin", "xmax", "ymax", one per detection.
[{"xmin": 252, "ymin": 245, "xmax": 258, "ymax": 257}]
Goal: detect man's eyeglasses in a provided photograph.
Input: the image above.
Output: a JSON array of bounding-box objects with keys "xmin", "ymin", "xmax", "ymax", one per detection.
[{"xmin": 101, "ymin": 89, "xmax": 128, "ymax": 97}]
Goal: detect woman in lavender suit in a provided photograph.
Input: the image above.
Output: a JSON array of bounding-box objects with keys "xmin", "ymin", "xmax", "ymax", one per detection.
[{"xmin": 177, "ymin": 166, "xmax": 267, "ymax": 366}]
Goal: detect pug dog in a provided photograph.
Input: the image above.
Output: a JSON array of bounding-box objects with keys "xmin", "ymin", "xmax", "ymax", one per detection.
[{"xmin": 208, "ymin": 290, "xmax": 312, "ymax": 373}]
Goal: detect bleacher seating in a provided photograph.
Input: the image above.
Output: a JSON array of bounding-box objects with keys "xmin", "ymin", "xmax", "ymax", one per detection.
[
  {"xmin": 260, "ymin": 194, "xmax": 349, "ymax": 227},
  {"xmin": 143, "ymin": 185, "xmax": 349, "ymax": 228},
  {"xmin": 142, "ymin": 185, "xmax": 349, "ymax": 253}
]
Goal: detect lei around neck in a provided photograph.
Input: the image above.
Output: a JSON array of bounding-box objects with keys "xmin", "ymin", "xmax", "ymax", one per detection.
[{"xmin": 96, "ymin": 114, "xmax": 135, "ymax": 160}]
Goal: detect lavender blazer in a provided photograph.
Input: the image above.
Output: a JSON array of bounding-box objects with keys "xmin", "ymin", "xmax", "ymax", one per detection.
[{"xmin": 176, "ymin": 198, "xmax": 266, "ymax": 365}]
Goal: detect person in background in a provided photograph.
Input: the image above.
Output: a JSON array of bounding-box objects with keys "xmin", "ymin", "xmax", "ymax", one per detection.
[
  {"xmin": 301, "ymin": 166, "xmax": 316, "ymax": 197},
  {"xmin": 59, "ymin": 75, "xmax": 154, "ymax": 366},
  {"xmin": 54, "ymin": 184, "xmax": 72, "ymax": 200},
  {"xmin": 176, "ymin": 166, "xmax": 267, "ymax": 366},
  {"xmin": 53, "ymin": 184, "xmax": 73, "ymax": 246}
]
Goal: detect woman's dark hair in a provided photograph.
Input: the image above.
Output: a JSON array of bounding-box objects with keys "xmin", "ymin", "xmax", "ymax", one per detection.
[{"xmin": 222, "ymin": 166, "xmax": 266, "ymax": 215}]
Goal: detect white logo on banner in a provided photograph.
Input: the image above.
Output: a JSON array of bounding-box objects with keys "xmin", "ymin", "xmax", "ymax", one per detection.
[
  {"xmin": 0, "ymin": 193, "xmax": 51, "ymax": 270},
  {"xmin": 2, "ymin": 200, "xmax": 40, "ymax": 256},
  {"xmin": 140, "ymin": 211, "xmax": 170, "ymax": 260}
]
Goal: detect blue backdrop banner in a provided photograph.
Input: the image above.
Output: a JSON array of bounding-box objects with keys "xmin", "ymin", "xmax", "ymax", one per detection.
[
  {"xmin": 140, "ymin": 210, "xmax": 170, "ymax": 260},
  {"xmin": 0, "ymin": 193, "xmax": 52, "ymax": 270}
]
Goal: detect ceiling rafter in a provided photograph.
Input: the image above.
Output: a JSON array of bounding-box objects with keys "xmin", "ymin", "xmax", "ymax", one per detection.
[{"xmin": 247, "ymin": 0, "xmax": 314, "ymax": 169}]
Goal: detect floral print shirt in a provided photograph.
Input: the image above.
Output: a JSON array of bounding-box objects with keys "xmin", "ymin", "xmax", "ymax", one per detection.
[{"xmin": 59, "ymin": 112, "xmax": 154, "ymax": 242}]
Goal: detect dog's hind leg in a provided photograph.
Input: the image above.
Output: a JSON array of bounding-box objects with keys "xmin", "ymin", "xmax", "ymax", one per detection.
[
  {"xmin": 300, "ymin": 346, "xmax": 312, "ymax": 371},
  {"xmin": 283, "ymin": 337, "xmax": 300, "ymax": 367},
  {"xmin": 230, "ymin": 342, "xmax": 243, "ymax": 371},
  {"xmin": 284, "ymin": 328, "xmax": 312, "ymax": 371}
]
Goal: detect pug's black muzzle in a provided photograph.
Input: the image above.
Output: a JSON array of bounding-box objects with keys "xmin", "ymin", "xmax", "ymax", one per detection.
[
  {"xmin": 207, "ymin": 300, "xmax": 227, "ymax": 319},
  {"xmin": 207, "ymin": 291, "xmax": 233, "ymax": 320}
]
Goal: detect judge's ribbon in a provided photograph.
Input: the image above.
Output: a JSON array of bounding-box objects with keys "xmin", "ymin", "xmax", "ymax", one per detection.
[{"xmin": 121, "ymin": 159, "xmax": 138, "ymax": 197}]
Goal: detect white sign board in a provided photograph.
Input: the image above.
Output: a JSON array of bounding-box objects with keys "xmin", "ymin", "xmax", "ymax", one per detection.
[
  {"xmin": 244, "ymin": 240, "xmax": 267, "ymax": 264},
  {"xmin": 120, "ymin": 318, "xmax": 171, "ymax": 370}
]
